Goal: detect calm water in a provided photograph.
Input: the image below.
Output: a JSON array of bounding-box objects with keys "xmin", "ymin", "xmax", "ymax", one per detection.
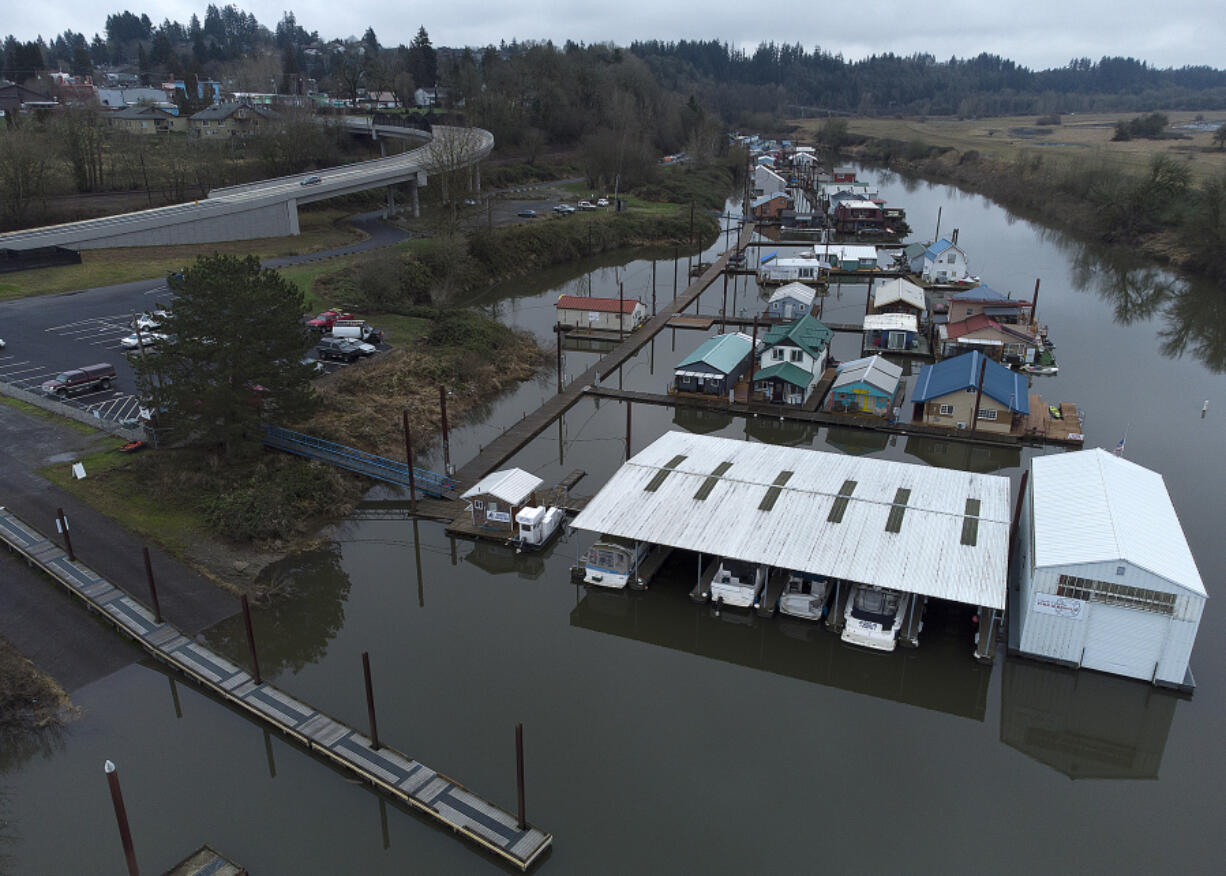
[{"xmin": 3, "ymin": 175, "xmax": 1225, "ymax": 875}]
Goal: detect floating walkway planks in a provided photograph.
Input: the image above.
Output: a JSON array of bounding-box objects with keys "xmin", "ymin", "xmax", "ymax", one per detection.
[{"xmin": 0, "ymin": 507, "xmax": 551, "ymax": 871}]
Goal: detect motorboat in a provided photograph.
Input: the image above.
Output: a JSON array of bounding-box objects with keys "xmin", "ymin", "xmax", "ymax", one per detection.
[
  {"xmin": 708, "ymin": 559, "xmax": 767, "ymax": 609},
  {"xmin": 840, "ymin": 584, "xmax": 910, "ymax": 651},
  {"xmin": 510, "ymin": 505, "xmax": 564, "ymax": 552},
  {"xmin": 778, "ymin": 572, "xmax": 833, "ymax": 621},
  {"xmin": 1018, "ymin": 363, "xmax": 1058, "ymax": 376},
  {"xmin": 581, "ymin": 536, "xmax": 650, "ymax": 589}
]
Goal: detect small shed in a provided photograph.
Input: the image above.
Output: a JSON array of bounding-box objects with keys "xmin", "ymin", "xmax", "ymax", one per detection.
[
  {"xmin": 766, "ymin": 282, "xmax": 816, "ymax": 320},
  {"xmin": 863, "ymin": 312, "xmax": 919, "ymax": 352},
  {"xmin": 556, "ymin": 295, "xmax": 647, "ymax": 333},
  {"xmin": 674, "ymin": 333, "xmax": 754, "ymax": 397},
  {"xmin": 460, "ymin": 468, "xmax": 544, "ymax": 533},
  {"xmin": 825, "ymin": 355, "xmax": 903, "ymax": 416},
  {"xmin": 1015, "ymin": 449, "xmax": 1205, "ymax": 691}
]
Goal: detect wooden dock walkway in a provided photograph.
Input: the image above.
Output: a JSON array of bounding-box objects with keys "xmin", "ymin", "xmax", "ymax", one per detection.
[
  {"xmin": 630, "ymin": 545, "xmax": 674, "ymax": 591},
  {"xmin": 0, "ymin": 508, "xmax": 551, "ymax": 871},
  {"xmin": 451, "ymin": 223, "xmax": 758, "ymax": 491},
  {"xmin": 756, "ymin": 568, "xmax": 788, "ymax": 618}
]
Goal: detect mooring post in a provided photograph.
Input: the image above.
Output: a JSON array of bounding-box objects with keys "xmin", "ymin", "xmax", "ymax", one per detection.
[
  {"xmin": 673, "ymin": 245, "xmax": 679, "ymax": 301},
  {"xmin": 362, "ymin": 651, "xmax": 381, "ymax": 750},
  {"xmin": 625, "ymin": 401, "xmax": 632, "ymax": 460},
  {"xmin": 104, "ymin": 760, "xmax": 140, "ymax": 876},
  {"xmin": 439, "ymin": 385, "xmax": 451, "ymax": 475},
  {"xmin": 142, "ymin": 547, "xmax": 162, "ymax": 624},
  {"xmin": 1031, "ymin": 277, "xmax": 1041, "ymax": 325},
  {"xmin": 555, "ymin": 325, "xmax": 563, "ymax": 393},
  {"xmin": 1009, "ymin": 469, "xmax": 1031, "ymax": 563},
  {"xmin": 748, "ymin": 317, "xmax": 759, "ymax": 401},
  {"xmin": 970, "ymin": 354, "xmax": 988, "ymax": 434},
  {"xmin": 722, "ymin": 269, "xmax": 728, "ymax": 333},
  {"xmin": 403, "ymin": 410, "xmax": 417, "ymax": 513},
  {"xmin": 619, "ymin": 281, "xmax": 625, "ymax": 343},
  {"xmin": 240, "ymin": 594, "xmax": 262, "ymax": 685},
  {"xmin": 651, "ymin": 259, "xmax": 657, "ymax": 315},
  {"xmin": 56, "ymin": 507, "xmax": 75, "ymax": 561},
  {"xmin": 515, "ymin": 723, "xmax": 527, "ymax": 830}
]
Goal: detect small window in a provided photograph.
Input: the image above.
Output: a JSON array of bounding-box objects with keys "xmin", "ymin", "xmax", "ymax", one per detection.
[
  {"xmin": 978, "ymin": 409, "xmax": 998, "ymax": 421},
  {"xmin": 773, "ymin": 349, "xmax": 783, "ymax": 360},
  {"xmin": 790, "ymin": 349, "xmax": 802, "ymax": 362},
  {"xmin": 938, "ymin": 404, "xmax": 954, "ymax": 415},
  {"xmin": 473, "ymin": 499, "xmax": 484, "ymax": 510},
  {"xmin": 1116, "ymin": 566, "xmax": 1126, "ymax": 576}
]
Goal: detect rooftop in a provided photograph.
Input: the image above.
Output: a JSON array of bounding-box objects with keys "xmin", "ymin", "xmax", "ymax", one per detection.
[
  {"xmin": 832, "ymin": 355, "xmax": 903, "ymax": 393},
  {"xmin": 912, "ymin": 351, "xmax": 1029, "ymax": 414},
  {"xmin": 873, "ymin": 277, "xmax": 926, "ymax": 311},
  {"xmin": 768, "ymin": 282, "xmax": 816, "ymax": 307},
  {"xmin": 753, "ymin": 361, "xmax": 812, "ymax": 387},
  {"xmin": 460, "ymin": 468, "xmax": 543, "ymax": 505},
  {"xmin": 761, "ymin": 313, "xmax": 834, "ymax": 359},
  {"xmin": 556, "ymin": 295, "xmax": 641, "ymax": 314},
  {"xmin": 951, "ymin": 284, "xmax": 1025, "ymax": 304},
  {"xmin": 676, "ymin": 332, "xmax": 754, "ymax": 375}
]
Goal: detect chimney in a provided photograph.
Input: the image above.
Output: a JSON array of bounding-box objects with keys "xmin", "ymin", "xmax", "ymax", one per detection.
[{"xmin": 951, "ymin": 228, "xmax": 959, "ymax": 245}]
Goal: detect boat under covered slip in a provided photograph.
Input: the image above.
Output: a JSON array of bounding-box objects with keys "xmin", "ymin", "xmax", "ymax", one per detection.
[
  {"xmin": 581, "ymin": 536, "xmax": 651, "ymax": 589},
  {"xmin": 778, "ymin": 572, "xmax": 833, "ymax": 621},
  {"xmin": 709, "ymin": 559, "xmax": 767, "ymax": 609},
  {"xmin": 841, "ymin": 584, "xmax": 912, "ymax": 652}
]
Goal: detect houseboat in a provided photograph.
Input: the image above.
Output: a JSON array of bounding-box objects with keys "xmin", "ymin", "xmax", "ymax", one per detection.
[
  {"xmin": 511, "ymin": 505, "xmax": 565, "ymax": 552},
  {"xmin": 581, "ymin": 536, "xmax": 651, "ymax": 589},
  {"xmin": 841, "ymin": 584, "xmax": 911, "ymax": 651},
  {"xmin": 709, "ymin": 559, "xmax": 767, "ymax": 608},
  {"xmin": 778, "ymin": 572, "xmax": 833, "ymax": 620}
]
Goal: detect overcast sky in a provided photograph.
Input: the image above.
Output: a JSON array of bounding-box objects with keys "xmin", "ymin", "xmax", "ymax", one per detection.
[{"xmin": 9, "ymin": 1, "xmax": 1225, "ymax": 70}]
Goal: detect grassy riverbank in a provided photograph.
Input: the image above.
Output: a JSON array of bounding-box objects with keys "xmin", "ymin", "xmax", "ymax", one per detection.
[
  {"xmin": 0, "ymin": 635, "xmax": 74, "ymax": 732},
  {"xmin": 798, "ymin": 113, "xmax": 1226, "ymax": 280}
]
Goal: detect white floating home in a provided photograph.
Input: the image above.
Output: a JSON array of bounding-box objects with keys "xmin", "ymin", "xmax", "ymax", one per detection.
[
  {"xmin": 1014, "ymin": 449, "xmax": 1205, "ymax": 691},
  {"xmin": 571, "ymin": 431, "xmax": 1012, "ymax": 648}
]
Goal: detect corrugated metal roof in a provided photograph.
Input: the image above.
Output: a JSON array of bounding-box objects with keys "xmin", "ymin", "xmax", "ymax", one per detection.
[
  {"xmin": 556, "ymin": 295, "xmax": 640, "ymax": 314},
  {"xmin": 924, "ymin": 239, "xmax": 954, "ymax": 259},
  {"xmin": 832, "ymin": 355, "xmax": 903, "ymax": 393},
  {"xmin": 753, "ymin": 361, "xmax": 811, "ymax": 387},
  {"xmin": 571, "ymin": 432, "xmax": 1010, "ymax": 608},
  {"xmin": 460, "ymin": 468, "xmax": 543, "ymax": 505},
  {"xmin": 761, "ymin": 313, "xmax": 833, "ymax": 359},
  {"xmin": 675, "ymin": 333, "xmax": 753, "ymax": 375},
  {"xmin": 872, "ymin": 277, "xmax": 926, "ymax": 311},
  {"xmin": 1031, "ymin": 450, "xmax": 1205, "ymax": 596},
  {"xmin": 912, "ymin": 352, "xmax": 1029, "ymax": 414},
  {"xmin": 768, "ymin": 282, "xmax": 816, "ymax": 307},
  {"xmin": 951, "ymin": 284, "xmax": 1012, "ymax": 302},
  {"xmin": 863, "ymin": 313, "xmax": 917, "ymax": 332}
]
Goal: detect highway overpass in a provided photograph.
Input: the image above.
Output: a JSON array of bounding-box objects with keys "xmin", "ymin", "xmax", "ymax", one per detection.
[{"xmin": 0, "ymin": 122, "xmax": 492, "ymax": 251}]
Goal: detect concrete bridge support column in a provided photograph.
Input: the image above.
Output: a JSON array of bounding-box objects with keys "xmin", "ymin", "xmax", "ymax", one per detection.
[
  {"xmin": 410, "ymin": 178, "xmax": 420, "ymax": 219},
  {"xmin": 386, "ymin": 185, "xmax": 395, "ymax": 218},
  {"xmin": 286, "ymin": 198, "xmax": 300, "ymax": 236}
]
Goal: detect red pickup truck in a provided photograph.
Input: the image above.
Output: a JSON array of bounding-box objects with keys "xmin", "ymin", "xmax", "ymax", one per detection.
[{"xmin": 306, "ymin": 309, "xmax": 354, "ymax": 332}]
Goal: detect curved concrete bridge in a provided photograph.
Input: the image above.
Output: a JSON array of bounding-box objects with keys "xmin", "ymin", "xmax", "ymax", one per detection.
[{"xmin": 0, "ymin": 123, "xmax": 492, "ymax": 251}]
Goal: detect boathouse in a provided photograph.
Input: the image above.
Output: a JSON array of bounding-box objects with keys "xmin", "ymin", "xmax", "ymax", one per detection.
[
  {"xmin": 673, "ymin": 333, "xmax": 754, "ymax": 397},
  {"xmin": 825, "ymin": 355, "xmax": 903, "ymax": 417},
  {"xmin": 766, "ymin": 282, "xmax": 816, "ymax": 320},
  {"xmin": 460, "ymin": 468, "xmax": 543, "ymax": 533},
  {"xmin": 1014, "ymin": 449, "xmax": 1205, "ymax": 691},
  {"xmin": 556, "ymin": 295, "xmax": 647, "ymax": 333},
  {"xmin": 914, "ymin": 238, "xmax": 971, "ymax": 282},
  {"xmin": 863, "ymin": 313, "xmax": 919, "ymax": 352},
  {"xmin": 912, "ymin": 351, "xmax": 1028, "ymax": 434},
  {"xmin": 571, "ymin": 431, "xmax": 1011, "ymax": 625}
]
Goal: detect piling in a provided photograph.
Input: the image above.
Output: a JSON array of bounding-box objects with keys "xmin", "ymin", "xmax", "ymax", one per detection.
[
  {"xmin": 362, "ymin": 651, "xmax": 381, "ymax": 751},
  {"xmin": 56, "ymin": 507, "xmax": 74, "ymax": 561},
  {"xmin": 240, "ymin": 594, "xmax": 261, "ymax": 685},
  {"xmin": 673, "ymin": 245, "xmax": 679, "ymax": 301},
  {"xmin": 969, "ymin": 355, "xmax": 987, "ymax": 433},
  {"xmin": 515, "ymin": 723, "xmax": 527, "ymax": 831},
  {"xmin": 439, "ymin": 386, "xmax": 451, "ymax": 475},
  {"xmin": 652, "ymin": 259, "xmax": 657, "ymax": 315},
  {"xmin": 104, "ymin": 760, "xmax": 140, "ymax": 876},
  {"xmin": 1031, "ymin": 277, "xmax": 1041, "ymax": 323},
  {"xmin": 722, "ymin": 270, "xmax": 728, "ymax": 333},
  {"xmin": 402, "ymin": 410, "xmax": 417, "ymax": 513},
  {"xmin": 619, "ymin": 282, "xmax": 625, "ymax": 343},
  {"xmin": 142, "ymin": 547, "xmax": 162, "ymax": 624},
  {"xmin": 749, "ymin": 318, "xmax": 759, "ymax": 390},
  {"xmin": 1009, "ymin": 469, "xmax": 1030, "ymax": 562},
  {"xmin": 555, "ymin": 326, "xmax": 563, "ymax": 393},
  {"xmin": 625, "ymin": 401, "xmax": 632, "ymax": 460}
]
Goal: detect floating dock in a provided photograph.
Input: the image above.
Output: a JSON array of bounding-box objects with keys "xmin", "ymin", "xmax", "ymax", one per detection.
[
  {"xmin": 165, "ymin": 845, "xmax": 246, "ymax": 876},
  {"xmin": 0, "ymin": 508, "xmax": 551, "ymax": 871}
]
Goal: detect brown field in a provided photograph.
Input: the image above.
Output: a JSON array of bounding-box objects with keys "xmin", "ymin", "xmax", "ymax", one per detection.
[
  {"xmin": 0, "ymin": 207, "xmax": 367, "ymax": 300},
  {"xmin": 796, "ymin": 111, "xmax": 1226, "ymax": 181}
]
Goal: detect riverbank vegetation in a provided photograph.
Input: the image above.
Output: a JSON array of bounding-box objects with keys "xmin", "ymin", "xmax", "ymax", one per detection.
[{"xmin": 0, "ymin": 635, "xmax": 73, "ymax": 731}]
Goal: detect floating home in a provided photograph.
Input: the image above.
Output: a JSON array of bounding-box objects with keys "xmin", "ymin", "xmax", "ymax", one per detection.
[
  {"xmin": 832, "ymin": 199, "xmax": 884, "ymax": 233},
  {"xmin": 752, "ymin": 191, "xmax": 789, "ymax": 221},
  {"xmin": 460, "ymin": 468, "xmax": 544, "ymax": 534},
  {"xmin": 862, "ymin": 312, "xmax": 920, "ymax": 353},
  {"xmin": 766, "ymin": 282, "xmax": 816, "ymax": 320},
  {"xmin": 555, "ymin": 295, "xmax": 647, "ymax": 333},
  {"xmin": 673, "ymin": 333, "xmax": 754, "ymax": 397},
  {"xmin": 819, "ymin": 243, "xmax": 880, "ymax": 272},
  {"xmin": 912, "ymin": 351, "xmax": 1029, "ymax": 434},
  {"xmin": 757, "ymin": 253, "xmax": 831, "ymax": 286},
  {"xmin": 570, "ymin": 431, "xmax": 1011, "ymax": 653},
  {"xmin": 1014, "ymin": 449, "xmax": 1205, "ymax": 691},
  {"xmin": 945, "ymin": 284, "xmax": 1031, "ymax": 324},
  {"xmin": 912, "ymin": 238, "xmax": 972, "ymax": 283},
  {"xmin": 871, "ymin": 277, "xmax": 927, "ymax": 320},
  {"xmin": 754, "ymin": 313, "xmax": 833, "ymax": 406},
  {"xmin": 825, "ymin": 355, "xmax": 903, "ymax": 417},
  {"xmin": 937, "ymin": 313, "xmax": 1039, "ymax": 364}
]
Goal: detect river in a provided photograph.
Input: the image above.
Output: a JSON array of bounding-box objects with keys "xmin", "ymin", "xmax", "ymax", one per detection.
[{"xmin": 2, "ymin": 172, "xmax": 1224, "ymax": 874}]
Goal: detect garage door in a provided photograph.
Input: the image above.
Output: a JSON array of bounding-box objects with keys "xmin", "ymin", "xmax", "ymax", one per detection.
[{"xmin": 1082, "ymin": 604, "xmax": 1167, "ymax": 681}]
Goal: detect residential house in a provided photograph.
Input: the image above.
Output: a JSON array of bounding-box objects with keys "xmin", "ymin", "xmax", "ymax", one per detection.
[
  {"xmin": 0, "ymin": 83, "xmax": 52, "ymax": 113},
  {"xmin": 871, "ymin": 277, "xmax": 926, "ymax": 319},
  {"xmin": 106, "ymin": 104, "xmax": 186, "ymax": 134},
  {"xmin": 460, "ymin": 468, "xmax": 544, "ymax": 534},
  {"xmin": 937, "ymin": 313, "xmax": 1040, "ymax": 363},
  {"xmin": 753, "ymin": 313, "xmax": 833, "ymax": 405},
  {"xmin": 946, "ymin": 284, "xmax": 1031, "ymax": 324},
  {"xmin": 189, "ymin": 102, "xmax": 277, "ymax": 138},
  {"xmin": 751, "ymin": 192, "xmax": 788, "ymax": 221},
  {"xmin": 825, "ymin": 355, "xmax": 904, "ymax": 417},
  {"xmin": 766, "ymin": 282, "xmax": 816, "ymax": 320},
  {"xmin": 753, "ymin": 164, "xmax": 787, "ymax": 197},
  {"xmin": 674, "ymin": 333, "xmax": 754, "ymax": 397},
  {"xmin": 820, "ymin": 244, "xmax": 879, "ymax": 272},
  {"xmin": 97, "ymin": 86, "xmax": 169, "ymax": 108},
  {"xmin": 832, "ymin": 198, "xmax": 884, "ymax": 233},
  {"xmin": 913, "ymin": 238, "xmax": 972, "ymax": 283},
  {"xmin": 832, "ymin": 165, "xmax": 857, "ymax": 183},
  {"xmin": 555, "ymin": 295, "xmax": 647, "ymax": 333},
  {"xmin": 758, "ymin": 253, "xmax": 830, "ymax": 286},
  {"xmin": 863, "ymin": 313, "xmax": 920, "ymax": 352},
  {"xmin": 912, "ymin": 351, "xmax": 1029, "ymax": 434}
]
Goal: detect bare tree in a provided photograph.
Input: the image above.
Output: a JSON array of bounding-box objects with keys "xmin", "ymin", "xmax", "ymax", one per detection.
[
  {"xmin": 0, "ymin": 127, "xmax": 50, "ymax": 228},
  {"xmin": 422, "ymin": 126, "xmax": 489, "ymax": 231}
]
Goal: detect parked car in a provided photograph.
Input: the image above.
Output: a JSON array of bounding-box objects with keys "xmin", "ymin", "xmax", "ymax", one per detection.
[
  {"xmin": 596, "ymin": 198, "xmax": 609, "ymax": 207},
  {"xmin": 552, "ymin": 204, "xmax": 575, "ymax": 215},
  {"xmin": 306, "ymin": 309, "xmax": 354, "ymax": 332},
  {"xmin": 576, "ymin": 200, "xmax": 596, "ymax": 211},
  {"xmin": 134, "ymin": 310, "xmax": 169, "ymax": 331},
  {"xmin": 41, "ymin": 363, "xmax": 116, "ymax": 397},
  {"xmin": 462, "ymin": 198, "xmax": 479, "ymax": 207},
  {"xmin": 300, "ymin": 175, "xmax": 322, "ymax": 186},
  {"xmin": 517, "ymin": 209, "xmax": 538, "ymax": 218},
  {"xmin": 121, "ymin": 331, "xmax": 168, "ymax": 350},
  {"xmin": 331, "ymin": 320, "xmax": 383, "ymax": 344},
  {"xmin": 317, "ymin": 336, "xmax": 364, "ymax": 363}
]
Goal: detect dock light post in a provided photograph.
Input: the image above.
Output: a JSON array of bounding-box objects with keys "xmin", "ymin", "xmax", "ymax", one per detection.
[
  {"xmin": 362, "ymin": 651, "xmax": 381, "ymax": 750},
  {"xmin": 515, "ymin": 723, "xmax": 527, "ymax": 830},
  {"xmin": 403, "ymin": 410, "xmax": 417, "ymax": 513},
  {"xmin": 142, "ymin": 547, "xmax": 162, "ymax": 624},
  {"xmin": 56, "ymin": 507, "xmax": 75, "ymax": 561},
  {"xmin": 104, "ymin": 760, "xmax": 140, "ymax": 876},
  {"xmin": 240, "ymin": 594, "xmax": 262, "ymax": 685}
]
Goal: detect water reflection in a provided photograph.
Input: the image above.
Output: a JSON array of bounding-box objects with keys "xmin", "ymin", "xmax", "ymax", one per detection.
[
  {"xmin": 570, "ymin": 566, "xmax": 991, "ymax": 721},
  {"xmin": 203, "ymin": 546, "xmax": 352, "ymax": 676},
  {"xmin": 1000, "ymin": 659, "xmax": 1181, "ymax": 780},
  {"xmin": 673, "ymin": 406, "xmax": 733, "ymax": 435},
  {"xmin": 903, "ymin": 435, "xmax": 1021, "ymax": 473},
  {"xmin": 823, "ymin": 425, "xmax": 891, "ymax": 455},
  {"xmin": 462, "ymin": 541, "xmax": 546, "ymax": 580},
  {"xmin": 0, "ymin": 723, "xmax": 68, "ymax": 773},
  {"xmin": 744, "ymin": 417, "xmax": 819, "ymax": 447}
]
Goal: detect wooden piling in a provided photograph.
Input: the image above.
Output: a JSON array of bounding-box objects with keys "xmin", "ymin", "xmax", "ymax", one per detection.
[
  {"xmin": 362, "ymin": 651, "xmax": 381, "ymax": 751},
  {"xmin": 241, "ymin": 594, "xmax": 261, "ymax": 685},
  {"xmin": 105, "ymin": 760, "xmax": 140, "ymax": 876},
  {"xmin": 1009, "ymin": 469, "xmax": 1030, "ymax": 562},
  {"xmin": 142, "ymin": 547, "xmax": 162, "ymax": 624},
  {"xmin": 403, "ymin": 410, "xmax": 417, "ymax": 513},
  {"xmin": 515, "ymin": 723, "xmax": 526, "ymax": 831},
  {"xmin": 439, "ymin": 386, "xmax": 451, "ymax": 475},
  {"xmin": 56, "ymin": 507, "xmax": 74, "ymax": 561},
  {"xmin": 625, "ymin": 401, "xmax": 632, "ymax": 460},
  {"xmin": 969, "ymin": 355, "xmax": 987, "ymax": 433}
]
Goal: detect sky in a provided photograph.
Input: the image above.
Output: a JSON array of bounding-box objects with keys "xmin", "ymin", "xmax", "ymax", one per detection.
[{"xmin": 9, "ymin": 1, "xmax": 1226, "ymax": 71}]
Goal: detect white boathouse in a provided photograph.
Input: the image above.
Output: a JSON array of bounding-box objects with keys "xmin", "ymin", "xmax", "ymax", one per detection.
[{"xmin": 1014, "ymin": 449, "xmax": 1205, "ymax": 691}]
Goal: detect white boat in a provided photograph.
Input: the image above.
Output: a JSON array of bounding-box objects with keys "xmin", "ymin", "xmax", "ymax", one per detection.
[
  {"xmin": 511, "ymin": 505, "xmax": 564, "ymax": 552},
  {"xmin": 581, "ymin": 536, "xmax": 650, "ymax": 589},
  {"xmin": 840, "ymin": 584, "xmax": 910, "ymax": 651},
  {"xmin": 1018, "ymin": 363, "xmax": 1058, "ymax": 376},
  {"xmin": 709, "ymin": 559, "xmax": 767, "ymax": 609},
  {"xmin": 778, "ymin": 572, "xmax": 832, "ymax": 621}
]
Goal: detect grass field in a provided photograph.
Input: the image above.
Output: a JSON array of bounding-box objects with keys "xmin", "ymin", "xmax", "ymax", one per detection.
[
  {"xmin": 0, "ymin": 208, "xmax": 367, "ymax": 300},
  {"xmin": 800, "ymin": 111, "xmax": 1226, "ymax": 181}
]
